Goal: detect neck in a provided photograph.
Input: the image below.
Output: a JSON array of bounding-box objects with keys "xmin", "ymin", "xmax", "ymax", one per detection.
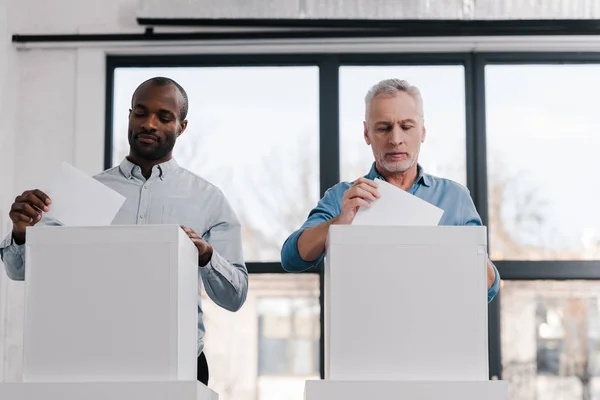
[
  {"xmin": 378, "ymin": 163, "xmax": 419, "ymax": 191},
  {"xmin": 127, "ymin": 153, "xmax": 171, "ymax": 179}
]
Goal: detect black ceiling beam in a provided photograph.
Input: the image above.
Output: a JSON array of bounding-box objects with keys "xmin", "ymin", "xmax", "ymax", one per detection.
[
  {"xmin": 136, "ymin": 18, "xmax": 600, "ymax": 33},
  {"xmin": 12, "ymin": 19, "xmax": 600, "ymax": 44}
]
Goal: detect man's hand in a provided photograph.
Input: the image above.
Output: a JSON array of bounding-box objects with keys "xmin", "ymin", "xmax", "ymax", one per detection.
[
  {"xmin": 9, "ymin": 189, "xmax": 52, "ymax": 245},
  {"xmin": 181, "ymin": 226, "xmax": 213, "ymax": 267},
  {"xmin": 487, "ymin": 261, "xmax": 496, "ymax": 290},
  {"xmin": 335, "ymin": 177, "xmax": 380, "ymax": 225}
]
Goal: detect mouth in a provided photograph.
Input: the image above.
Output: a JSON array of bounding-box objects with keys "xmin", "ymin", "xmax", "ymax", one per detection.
[
  {"xmin": 136, "ymin": 133, "xmax": 158, "ymax": 144},
  {"xmin": 387, "ymin": 152, "xmax": 408, "ymax": 161}
]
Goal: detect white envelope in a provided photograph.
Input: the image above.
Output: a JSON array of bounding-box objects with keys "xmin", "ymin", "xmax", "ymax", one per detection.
[
  {"xmin": 352, "ymin": 178, "xmax": 444, "ymax": 226},
  {"xmin": 44, "ymin": 162, "xmax": 126, "ymax": 226}
]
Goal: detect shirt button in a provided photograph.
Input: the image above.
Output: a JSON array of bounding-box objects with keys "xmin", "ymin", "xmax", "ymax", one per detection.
[
  {"xmin": 140, "ymin": 215, "xmax": 144, "ymax": 219},
  {"xmin": 144, "ymin": 186, "xmax": 148, "ymax": 190}
]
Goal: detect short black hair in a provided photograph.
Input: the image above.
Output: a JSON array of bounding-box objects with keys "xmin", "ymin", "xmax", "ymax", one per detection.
[{"xmin": 132, "ymin": 77, "xmax": 189, "ymax": 120}]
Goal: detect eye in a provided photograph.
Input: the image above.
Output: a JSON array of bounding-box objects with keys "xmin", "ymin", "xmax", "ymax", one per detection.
[
  {"xmin": 401, "ymin": 124, "xmax": 414, "ymax": 131},
  {"xmin": 159, "ymin": 117, "xmax": 172, "ymax": 124}
]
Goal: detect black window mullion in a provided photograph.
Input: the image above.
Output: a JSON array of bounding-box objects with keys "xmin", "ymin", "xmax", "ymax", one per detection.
[{"xmin": 318, "ymin": 56, "xmax": 340, "ymax": 379}]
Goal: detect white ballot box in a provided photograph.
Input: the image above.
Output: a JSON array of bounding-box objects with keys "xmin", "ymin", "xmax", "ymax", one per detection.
[
  {"xmin": 305, "ymin": 380, "xmax": 508, "ymax": 400},
  {"xmin": 324, "ymin": 225, "xmax": 489, "ymax": 382},
  {"xmin": 21, "ymin": 225, "xmax": 199, "ymax": 383},
  {"xmin": 0, "ymin": 381, "xmax": 218, "ymax": 400}
]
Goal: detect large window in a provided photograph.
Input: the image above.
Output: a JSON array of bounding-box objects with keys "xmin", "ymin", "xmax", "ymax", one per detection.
[
  {"xmin": 502, "ymin": 281, "xmax": 600, "ymax": 400},
  {"xmin": 485, "ymin": 60, "xmax": 600, "ymax": 400},
  {"xmin": 486, "ymin": 64, "xmax": 600, "ymax": 261},
  {"xmin": 201, "ymin": 274, "xmax": 320, "ymax": 400},
  {"xmin": 112, "ymin": 66, "xmax": 320, "ymax": 263}
]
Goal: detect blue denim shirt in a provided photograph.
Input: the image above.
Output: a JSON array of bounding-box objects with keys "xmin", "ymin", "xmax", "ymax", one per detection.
[{"xmin": 281, "ymin": 163, "xmax": 500, "ymax": 303}]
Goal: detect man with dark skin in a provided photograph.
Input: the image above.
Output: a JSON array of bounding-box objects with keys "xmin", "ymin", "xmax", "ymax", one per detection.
[{"xmin": 0, "ymin": 77, "xmax": 248, "ymax": 385}]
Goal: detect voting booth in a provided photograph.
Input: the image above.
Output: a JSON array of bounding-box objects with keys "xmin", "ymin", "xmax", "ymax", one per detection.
[
  {"xmin": 304, "ymin": 225, "xmax": 509, "ymax": 400},
  {"xmin": 0, "ymin": 225, "xmax": 218, "ymax": 400}
]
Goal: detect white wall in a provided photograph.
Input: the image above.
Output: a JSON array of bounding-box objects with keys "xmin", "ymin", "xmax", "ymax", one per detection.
[
  {"xmin": 0, "ymin": 0, "xmax": 133, "ymax": 380},
  {"xmin": 13, "ymin": 0, "xmax": 139, "ymax": 34},
  {"xmin": 0, "ymin": 0, "xmax": 16, "ymax": 381}
]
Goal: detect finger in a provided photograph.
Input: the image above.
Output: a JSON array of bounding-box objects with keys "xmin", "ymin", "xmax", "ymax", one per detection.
[
  {"xmin": 9, "ymin": 210, "xmax": 37, "ymax": 224},
  {"xmin": 345, "ymin": 186, "xmax": 378, "ymax": 202},
  {"xmin": 181, "ymin": 226, "xmax": 200, "ymax": 236},
  {"xmin": 23, "ymin": 191, "xmax": 50, "ymax": 212},
  {"xmin": 31, "ymin": 189, "xmax": 52, "ymax": 206},
  {"xmin": 188, "ymin": 231, "xmax": 202, "ymax": 240},
  {"xmin": 353, "ymin": 177, "xmax": 379, "ymax": 189},
  {"xmin": 191, "ymin": 238, "xmax": 209, "ymax": 250},
  {"xmin": 356, "ymin": 182, "xmax": 380, "ymax": 198},
  {"xmin": 348, "ymin": 186, "xmax": 379, "ymax": 202},
  {"xmin": 11, "ymin": 203, "xmax": 41, "ymax": 220},
  {"xmin": 348, "ymin": 198, "xmax": 372, "ymax": 209},
  {"xmin": 181, "ymin": 226, "xmax": 197, "ymax": 235}
]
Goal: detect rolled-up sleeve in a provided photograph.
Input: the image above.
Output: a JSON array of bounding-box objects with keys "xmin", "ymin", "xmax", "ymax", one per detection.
[
  {"xmin": 487, "ymin": 261, "xmax": 500, "ymax": 303},
  {"xmin": 0, "ymin": 216, "xmax": 61, "ymax": 281},
  {"xmin": 460, "ymin": 187, "xmax": 501, "ymax": 303},
  {"xmin": 200, "ymin": 194, "xmax": 248, "ymax": 312},
  {"xmin": 0, "ymin": 233, "xmax": 26, "ymax": 281},
  {"xmin": 281, "ymin": 186, "xmax": 342, "ymax": 272}
]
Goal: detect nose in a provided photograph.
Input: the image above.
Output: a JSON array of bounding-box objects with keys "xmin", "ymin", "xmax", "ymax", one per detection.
[
  {"xmin": 389, "ymin": 124, "xmax": 404, "ymax": 146},
  {"xmin": 141, "ymin": 114, "xmax": 159, "ymax": 131}
]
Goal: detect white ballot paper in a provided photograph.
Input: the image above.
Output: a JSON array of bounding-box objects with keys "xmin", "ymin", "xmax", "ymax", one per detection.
[
  {"xmin": 44, "ymin": 162, "xmax": 126, "ymax": 226},
  {"xmin": 352, "ymin": 178, "xmax": 444, "ymax": 226}
]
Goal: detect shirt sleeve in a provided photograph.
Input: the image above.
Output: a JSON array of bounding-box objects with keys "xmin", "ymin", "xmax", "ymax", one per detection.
[
  {"xmin": 0, "ymin": 216, "xmax": 61, "ymax": 281},
  {"xmin": 281, "ymin": 186, "xmax": 342, "ymax": 272},
  {"xmin": 199, "ymin": 193, "xmax": 248, "ymax": 312},
  {"xmin": 460, "ymin": 187, "xmax": 500, "ymax": 303},
  {"xmin": 0, "ymin": 233, "xmax": 26, "ymax": 280}
]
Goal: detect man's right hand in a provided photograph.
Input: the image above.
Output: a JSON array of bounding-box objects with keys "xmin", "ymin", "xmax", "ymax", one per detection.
[
  {"xmin": 335, "ymin": 177, "xmax": 380, "ymax": 225},
  {"xmin": 9, "ymin": 189, "xmax": 51, "ymax": 244}
]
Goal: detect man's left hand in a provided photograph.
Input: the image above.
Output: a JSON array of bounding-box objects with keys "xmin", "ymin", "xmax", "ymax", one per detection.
[
  {"xmin": 487, "ymin": 261, "xmax": 496, "ymax": 290},
  {"xmin": 181, "ymin": 226, "xmax": 213, "ymax": 267}
]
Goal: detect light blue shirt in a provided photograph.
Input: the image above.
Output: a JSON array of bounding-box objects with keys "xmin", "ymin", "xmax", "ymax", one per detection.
[
  {"xmin": 0, "ymin": 157, "xmax": 249, "ymax": 355},
  {"xmin": 281, "ymin": 163, "xmax": 500, "ymax": 303}
]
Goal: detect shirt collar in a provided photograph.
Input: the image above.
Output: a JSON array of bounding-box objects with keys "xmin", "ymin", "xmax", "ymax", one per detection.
[
  {"xmin": 365, "ymin": 162, "xmax": 431, "ymax": 187},
  {"xmin": 118, "ymin": 157, "xmax": 179, "ymax": 180}
]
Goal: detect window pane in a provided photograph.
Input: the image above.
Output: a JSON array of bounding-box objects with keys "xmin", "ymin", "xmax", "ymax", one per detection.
[
  {"xmin": 339, "ymin": 66, "xmax": 466, "ymax": 185},
  {"xmin": 202, "ymin": 274, "xmax": 320, "ymax": 400},
  {"xmin": 502, "ymin": 281, "xmax": 600, "ymax": 400},
  {"xmin": 486, "ymin": 65, "xmax": 600, "ymax": 261},
  {"xmin": 112, "ymin": 67, "xmax": 320, "ymax": 262}
]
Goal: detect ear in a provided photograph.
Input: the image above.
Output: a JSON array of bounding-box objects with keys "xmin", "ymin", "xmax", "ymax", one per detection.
[
  {"xmin": 178, "ymin": 120, "xmax": 188, "ymax": 137},
  {"xmin": 128, "ymin": 109, "xmax": 132, "ymax": 117},
  {"xmin": 421, "ymin": 125, "xmax": 427, "ymax": 143},
  {"xmin": 363, "ymin": 121, "xmax": 371, "ymax": 145}
]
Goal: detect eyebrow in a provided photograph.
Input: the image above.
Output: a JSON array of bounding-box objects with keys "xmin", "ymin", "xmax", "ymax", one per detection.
[
  {"xmin": 133, "ymin": 104, "xmax": 176, "ymax": 119},
  {"xmin": 375, "ymin": 119, "xmax": 417, "ymax": 125},
  {"xmin": 157, "ymin": 109, "xmax": 176, "ymax": 119}
]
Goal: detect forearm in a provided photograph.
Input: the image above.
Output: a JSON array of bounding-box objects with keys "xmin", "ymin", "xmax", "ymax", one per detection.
[
  {"xmin": 200, "ymin": 250, "xmax": 248, "ymax": 312},
  {"xmin": 297, "ymin": 218, "xmax": 337, "ymax": 262}
]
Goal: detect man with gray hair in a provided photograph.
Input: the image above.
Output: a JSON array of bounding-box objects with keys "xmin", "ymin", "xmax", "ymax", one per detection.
[{"xmin": 280, "ymin": 78, "xmax": 500, "ymax": 302}]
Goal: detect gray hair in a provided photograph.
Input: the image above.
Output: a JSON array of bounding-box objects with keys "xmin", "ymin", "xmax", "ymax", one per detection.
[{"xmin": 364, "ymin": 78, "xmax": 424, "ymax": 121}]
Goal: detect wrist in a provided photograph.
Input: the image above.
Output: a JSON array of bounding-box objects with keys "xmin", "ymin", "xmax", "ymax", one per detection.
[
  {"xmin": 198, "ymin": 245, "xmax": 213, "ymax": 267},
  {"xmin": 12, "ymin": 229, "xmax": 25, "ymax": 245}
]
